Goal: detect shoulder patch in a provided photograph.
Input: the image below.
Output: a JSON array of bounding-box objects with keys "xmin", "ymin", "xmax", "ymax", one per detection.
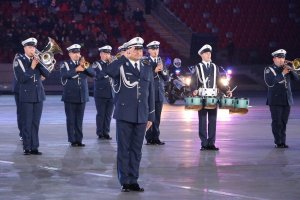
[
  {"xmin": 92, "ymin": 63, "xmax": 98, "ymax": 69},
  {"xmin": 14, "ymin": 60, "xmax": 19, "ymax": 67},
  {"xmin": 265, "ymin": 69, "xmax": 270, "ymax": 73},
  {"xmin": 141, "ymin": 59, "xmax": 150, "ymax": 65}
]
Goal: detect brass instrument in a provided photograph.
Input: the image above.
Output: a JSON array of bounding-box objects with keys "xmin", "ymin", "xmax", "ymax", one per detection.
[
  {"xmin": 34, "ymin": 37, "xmax": 63, "ymax": 72},
  {"xmin": 109, "ymin": 52, "xmax": 122, "ymax": 63},
  {"xmin": 283, "ymin": 58, "xmax": 300, "ymax": 71},
  {"xmin": 79, "ymin": 56, "xmax": 90, "ymax": 69}
]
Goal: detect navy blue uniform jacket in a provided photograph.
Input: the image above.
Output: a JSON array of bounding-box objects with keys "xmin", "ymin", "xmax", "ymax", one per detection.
[
  {"xmin": 264, "ymin": 64, "xmax": 299, "ymax": 106},
  {"xmin": 146, "ymin": 57, "xmax": 169, "ymax": 102},
  {"xmin": 105, "ymin": 55, "xmax": 155, "ymax": 123},
  {"xmin": 92, "ymin": 60, "xmax": 112, "ymax": 98},
  {"xmin": 191, "ymin": 62, "xmax": 228, "ymax": 94},
  {"xmin": 13, "ymin": 53, "xmax": 50, "ymax": 102},
  {"xmin": 60, "ymin": 60, "xmax": 95, "ymax": 103}
]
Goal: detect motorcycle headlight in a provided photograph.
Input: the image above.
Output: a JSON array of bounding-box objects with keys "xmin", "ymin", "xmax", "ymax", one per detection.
[
  {"xmin": 220, "ymin": 77, "xmax": 229, "ymax": 87},
  {"xmin": 184, "ymin": 77, "xmax": 191, "ymax": 86}
]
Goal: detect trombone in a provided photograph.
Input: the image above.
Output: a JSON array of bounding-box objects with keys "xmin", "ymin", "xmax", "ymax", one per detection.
[{"xmin": 283, "ymin": 58, "xmax": 300, "ymax": 71}]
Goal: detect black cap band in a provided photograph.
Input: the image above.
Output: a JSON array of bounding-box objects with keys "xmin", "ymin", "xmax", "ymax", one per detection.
[
  {"xmin": 273, "ymin": 53, "xmax": 285, "ymax": 58},
  {"xmin": 200, "ymin": 48, "xmax": 212, "ymax": 54},
  {"xmin": 24, "ymin": 42, "xmax": 37, "ymax": 47},
  {"xmin": 148, "ymin": 45, "xmax": 159, "ymax": 49},
  {"xmin": 100, "ymin": 49, "xmax": 111, "ymax": 53},
  {"xmin": 69, "ymin": 48, "xmax": 80, "ymax": 53}
]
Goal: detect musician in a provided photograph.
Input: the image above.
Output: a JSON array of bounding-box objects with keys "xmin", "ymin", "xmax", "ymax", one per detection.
[
  {"xmin": 13, "ymin": 37, "xmax": 50, "ymax": 155},
  {"xmin": 117, "ymin": 43, "xmax": 127, "ymax": 56},
  {"xmin": 60, "ymin": 44, "xmax": 95, "ymax": 147},
  {"xmin": 92, "ymin": 45, "xmax": 113, "ymax": 140},
  {"xmin": 192, "ymin": 44, "xmax": 231, "ymax": 151},
  {"xmin": 105, "ymin": 37, "xmax": 155, "ymax": 192},
  {"xmin": 264, "ymin": 49, "xmax": 299, "ymax": 148},
  {"xmin": 145, "ymin": 41, "xmax": 168, "ymax": 145}
]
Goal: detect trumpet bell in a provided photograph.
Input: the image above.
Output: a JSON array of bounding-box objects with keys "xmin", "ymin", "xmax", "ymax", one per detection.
[
  {"xmin": 83, "ymin": 61, "xmax": 90, "ymax": 69},
  {"xmin": 79, "ymin": 56, "xmax": 90, "ymax": 69},
  {"xmin": 292, "ymin": 58, "xmax": 300, "ymax": 70}
]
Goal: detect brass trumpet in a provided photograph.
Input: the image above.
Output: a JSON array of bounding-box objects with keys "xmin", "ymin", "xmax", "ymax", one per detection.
[
  {"xmin": 283, "ymin": 58, "xmax": 300, "ymax": 71},
  {"xmin": 79, "ymin": 56, "xmax": 90, "ymax": 69}
]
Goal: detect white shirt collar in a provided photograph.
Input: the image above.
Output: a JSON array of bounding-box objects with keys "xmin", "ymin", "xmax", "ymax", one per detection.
[
  {"xmin": 202, "ymin": 61, "xmax": 210, "ymax": 66},
  {"xmin": 150, "ymin": 56, "xmax": 157, "ymax": 62},
  {"xmin": 72, "ymin": 60, "xmax": 78, "ymax": 65},
  {"xmin": 25, "ymin": 54, "xmax": 32, "ymax": 61},
  {"xmin": 129, "ymin": 59, "xmax": 140, "ymax": 70}
]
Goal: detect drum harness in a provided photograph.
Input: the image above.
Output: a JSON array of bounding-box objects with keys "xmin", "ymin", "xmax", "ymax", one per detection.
[{"xmin": 196, "ymin": 63, "xmax": 217, "ymax": 96}]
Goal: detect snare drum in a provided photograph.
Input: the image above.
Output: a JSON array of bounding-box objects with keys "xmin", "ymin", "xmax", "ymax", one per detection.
[
  {"xmin": 204, "ymin": 96, "xmax": 218, "ymax": 109},
  {"xmin": 185, "ymin": 97, "xmax": 203, "ymax": 110},
  {"xmin": 219, "ymin": 97, "xmax": 235, "ymax": 110},
  {"xmin": 230, "ymin": 98, "xmax": 249, "ymax": 114}
]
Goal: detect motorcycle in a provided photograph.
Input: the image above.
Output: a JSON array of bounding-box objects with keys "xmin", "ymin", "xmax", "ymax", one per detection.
[{"xmin": 165, "ymin": 68, "xmax": 193, "ymax": 104}]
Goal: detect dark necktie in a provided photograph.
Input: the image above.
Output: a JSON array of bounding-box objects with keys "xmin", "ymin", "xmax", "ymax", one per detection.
[
  {"xmin": 134, "ymin": 62, "xmax": 138, "ymax": 71},
  {"xmin": 206, "ymin": 63, "xmax": 210, "ymax": 69}
]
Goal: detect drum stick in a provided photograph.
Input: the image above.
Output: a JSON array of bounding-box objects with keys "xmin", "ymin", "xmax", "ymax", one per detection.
[{"xmin": 230, "ymin": 86, "xmax": 237, "ymax": 93}]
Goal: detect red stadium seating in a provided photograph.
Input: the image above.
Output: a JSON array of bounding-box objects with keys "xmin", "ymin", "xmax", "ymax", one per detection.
[{"xmin": 165, "ymin": 0, "xmax": 300, "ymax": 63}]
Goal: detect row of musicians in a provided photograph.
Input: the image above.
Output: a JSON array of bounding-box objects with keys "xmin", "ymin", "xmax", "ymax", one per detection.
[{"xmin": 12, "ymin": 37, "xmax": 167, "ymax": 155}]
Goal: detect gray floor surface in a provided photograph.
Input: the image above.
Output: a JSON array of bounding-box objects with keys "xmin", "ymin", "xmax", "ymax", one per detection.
[{"xmin": 0, "ymin": 95, "xmax": 300, "ymax": 200}]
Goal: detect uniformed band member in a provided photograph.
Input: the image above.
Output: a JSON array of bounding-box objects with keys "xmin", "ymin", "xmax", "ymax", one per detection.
[
  {"xmin": 264, "ymin": 49, "xmax": 299, "ymax": 148},
  {"xmin": 60, "ymin": 44, "xmax": 95, "ymax": 147},
  {"xmin": 145, "ymin": 41, "xmax": 168, "ymax": 145},
  {"xmin": 93, "ymin": 45, "xmax": 113, "ymax": 140},
  {"xmin": 105, "ymin": 37, "xmax": 155, "ymax": 192},
  {"xmin": 192, "ymin": 44, "xmax": 231, "ymax": 151},
  {"xmin": 117, "ymin": 43, "xmax": 127, "ymax": 56},
  {"xmin": 13, "ymin": 37, "xmax": 50, "ymax": 155}
]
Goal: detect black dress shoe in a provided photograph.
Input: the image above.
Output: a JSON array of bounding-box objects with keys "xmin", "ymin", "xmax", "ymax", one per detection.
[
  {"xmin": 200, "ymin": 146, "xmax": 208, "ymax": 151},
  {"xmin": 145, "ymin": 140, "xmax": 155, "ymax": 145},
  {"xmin": 282, "ymin": 144, "xmax": 289, "ymax": 148},
  {"xmin": 71, "ymin": 142, "xmax": 78, "ymax": 147},
  {"xmin": 275, "ymin": 144, "xmax": 284, "ymax": 148},
  {"xmin": 155, "ymin": 140, "xmax": 165, "ymax": 145},
  {"xmin": 129, "ymin": 183, "xmax": 144, "ymax": 192},
  {"xmin": 103, "ymin": 135, "xmax": 112, "ymax": 140},
  {"xmin": 208, "ymin": 145, "xmax": 219, "ymax": 151},
  {"xmin": 31, "ymin": 149, "xmax": 42, "ymax": 155},
  {"xmin": 77, "ymin": 142, "xmax": 85, "ymax": 147},
  {"xmin": 98, "ymin": 135, "xmax": 104, "ymax": 139},
  {"xmin": 23, "ymin": 150, "xmax": 30, "ymax": 155},
  {"xmin": 121, "ymin": 184, "xmax": 130, "ymax": 192}
]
